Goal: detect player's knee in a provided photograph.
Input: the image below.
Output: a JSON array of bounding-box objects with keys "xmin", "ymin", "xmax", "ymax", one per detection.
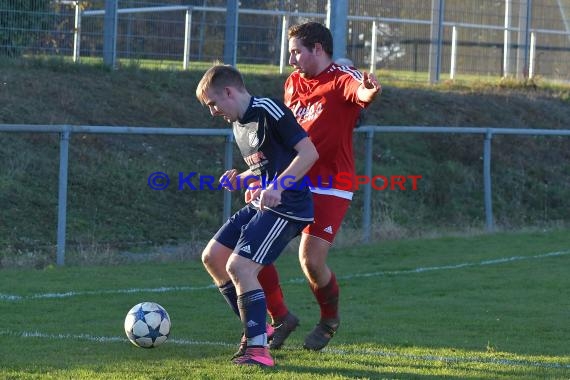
[
  {"xmin": 225, "ymin": 256, "xmax": 241, "ymax": 280},
  {"xmin": 201, "ymin": 248, "xmax": 213, "ymax": 267},
  {"xmin": 299, "ymin": 256, "xmax": 317, "ymax": 280},
  {"xmin": 227, "ymin": 255, "xmax": 258, "ymax": 281},
  {"xmin": 201, "ymin": 245, "xmax": 225, "ymax": 272}
]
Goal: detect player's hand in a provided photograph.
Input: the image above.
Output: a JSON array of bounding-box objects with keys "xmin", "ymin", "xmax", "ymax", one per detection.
[
  {"xmin": 258, "ymin": 187, "xmax": 282, "ymax": 210},
  {"xmin": 244, "ymin": 180, "xmax": 261, "ymax": 203},
  {"xmin": 362, "ymin": 71, "xmax": 381, "ymax": 93},
  {"xmin": 358, "ymin": 71, "xmax": 381, "ymax": 103},
  {"xmin": 219, "ymin": 169, "xmax": 238, "ymax": 191}
]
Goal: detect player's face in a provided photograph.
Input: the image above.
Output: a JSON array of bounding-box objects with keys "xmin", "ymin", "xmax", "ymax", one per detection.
[
  {"xmin": 203, "ymin": 87, "xmax": 237, "ymax": 123},
  {"xmin": 288, "ymin": 37, "xmax": 318, "ymax": 78}
]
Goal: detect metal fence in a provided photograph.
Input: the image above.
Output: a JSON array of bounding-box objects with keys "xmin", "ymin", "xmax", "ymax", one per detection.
[
  {"xmin": 1, "ymin": 123, "xmax": 569, "ymax": 266},
  {"xmin": 2, "ymin": 1, "xmax": 570, "ymax": 82}
]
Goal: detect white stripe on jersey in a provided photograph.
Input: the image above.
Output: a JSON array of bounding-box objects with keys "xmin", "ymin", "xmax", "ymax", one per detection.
[
  {"xmin": 252, "ymin": 217, "xmax": 288, "ymax": 263},
  {"xmin": 335, "ymin": 64, "xmax": 364, "ymax": 82},
  {"xmin": 252, "ymin": 97, "xmax": 285, "ymax": 121},
  {"xmin": 311, "ymin": 186, "xmax": 354, "ymax": 200}
]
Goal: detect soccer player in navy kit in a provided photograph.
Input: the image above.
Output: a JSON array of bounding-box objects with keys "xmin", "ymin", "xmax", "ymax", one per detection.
[{"xmin": 195, "ymin": 64, "xmax": 318, "ymax": 367}]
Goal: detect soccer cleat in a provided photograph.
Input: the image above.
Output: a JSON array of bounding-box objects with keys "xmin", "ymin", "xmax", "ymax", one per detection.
[
  {"xmin": 232, "ymin": 346, "xmax": 274, "ymax": 367},
  {"xmin": 268, "ymin": 312, "xmax": 299, "ymax": 349},
  {"xmin": 231, "ymin": 334, "xmax": 248, "ymax": 360},
  {"xmin": 303, "ymin": 317, "xmax": 340, "ymax": 351},
  {"xmin": 232, "ymin": 323, "xmax": 275, "ymax": 360}
]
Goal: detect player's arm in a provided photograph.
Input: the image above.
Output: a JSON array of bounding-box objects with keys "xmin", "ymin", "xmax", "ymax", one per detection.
[
  {"xmin": 258, "ymin": 137, "xmax": 318, "ymax": 210},
  {"xmin": 357, "ymin": 71, "xmax": 382, "ymax": 103}
]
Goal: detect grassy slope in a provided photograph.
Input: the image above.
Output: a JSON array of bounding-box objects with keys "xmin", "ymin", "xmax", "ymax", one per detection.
[{"xmin": 1, "ymin": 58, "xmax": 569, "ymax": 266}]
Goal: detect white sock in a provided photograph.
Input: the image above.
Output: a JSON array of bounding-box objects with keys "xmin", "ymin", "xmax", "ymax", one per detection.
[{"xmin": 247, "ymin": 333, "xmax": 267, "ymax": 347}]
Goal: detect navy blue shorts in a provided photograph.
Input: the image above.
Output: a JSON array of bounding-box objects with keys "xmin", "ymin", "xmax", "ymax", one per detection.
[{"xmin": 213, "ymin": 206, "xmax": 308, "ymax": 265}]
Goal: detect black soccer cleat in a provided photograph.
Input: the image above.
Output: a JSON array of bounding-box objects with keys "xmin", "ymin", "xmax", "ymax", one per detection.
[
  {"xmin": 303, "ymin": 317, "xmax": 340, "ymax": 351},
  {"xmin": 268, "ymin": 312, "xmax": 299, "ymax": 350}
]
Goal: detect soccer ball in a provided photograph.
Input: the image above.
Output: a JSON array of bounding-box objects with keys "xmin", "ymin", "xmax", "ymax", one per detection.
[{"xmin": 124, "ymin": 302, "xmax": 171, "ymax": 348}]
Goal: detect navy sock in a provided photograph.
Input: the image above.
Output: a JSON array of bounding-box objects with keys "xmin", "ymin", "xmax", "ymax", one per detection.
[
  {"xmin": 219, "ymin": 281, "xmax": 240, "ymax": 317},
  {"xmin": 237, "ymin": 289, "xmax": 267, "ymax": 343}
]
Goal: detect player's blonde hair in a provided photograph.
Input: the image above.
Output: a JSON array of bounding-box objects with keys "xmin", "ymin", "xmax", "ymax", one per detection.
[{"xmin": 195, "ymin": 64, "xmax": 246, "ymax": 105}]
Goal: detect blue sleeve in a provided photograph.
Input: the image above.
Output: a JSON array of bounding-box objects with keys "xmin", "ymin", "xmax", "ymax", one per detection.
[{"xmin": 271, "ymin": 99, "xmax": 308, "ymax": 149}]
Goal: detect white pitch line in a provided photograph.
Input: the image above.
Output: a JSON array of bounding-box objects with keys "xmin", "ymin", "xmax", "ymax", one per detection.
[
  {"xmin": 0, "ymin": 329, "xmax": 568, "ymax": 370},
  {"xmin": 0, "ymin": 284, "xmax": 217, "ymax": 301},
  {"xmin": 337, "ymin": 249, "xmax": 570, "ymax": 280},
  {"xmin": 1, "ymin": 250, "xmax": 569, "ymax": 302},
  {"xmin": 0, "ymin": 329, "xmax": 232, "ymax": 348}
]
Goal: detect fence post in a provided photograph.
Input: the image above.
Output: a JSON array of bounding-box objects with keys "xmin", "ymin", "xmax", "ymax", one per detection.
[
  {"xmin": 429, "ymin": 0, "xmax": 445, "ymax": 83},
  {"xmin": 529, "ymin": 31, "xmax": 536, "ymax": 78},
  {"xmin": 183, "ymin": 7, "xmax": 193, "ymax": 70},
  {"xmin": 223, "ymin": 133, "xmax": 234, "ymax": 223},
  {"xmin": 279, "ymin": 14, "xmax": 289, "ymax": 75},
  {"xmin": 223, "ymin": 0, "xmax": 238, "ymax": 66},
  {"xmin": 103, "ymin": 0, "xmax": 118, "ymax": 69},
  {"xmin": 73, "ymin": 1, "xmax": 81, "ymax": 63},
  {"xmin": 369, "ymin": 19, "xmax": 378, "ymax": 74},
  {"xmin": 450, "ymin": 25, "xmax": 457, "ymax": 79},
  {"xmin": 483, "ymin": 129, "xmax": 494, "ymax": 231},
  {"xmin": 503, "ymin": 0, "xmax": 513, "ymax": 77},
  {"xmin": 362, "ymin": 130, "xmax": 374, "ymax": 243},
  {"xmin": 327, "ymin": 0, "xmax": 348, "ymax": 61},
  {"xmin": 516, "ymin": 0, "xmax": 532, "ymax": 79},
  {"xmin": 56, "ymin": 127, "xmax": 71, "ymax": 266}
]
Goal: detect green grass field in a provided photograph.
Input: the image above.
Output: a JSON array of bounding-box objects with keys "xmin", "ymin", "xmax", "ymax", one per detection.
[{"xmin": 1, "ymin": 229, "xmax": 569, "ymax": 379}]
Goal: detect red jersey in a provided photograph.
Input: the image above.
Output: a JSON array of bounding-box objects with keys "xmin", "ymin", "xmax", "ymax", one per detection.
[{"xmin": 284, "ymin": 63, "xmax": 369, "ymax": 199}]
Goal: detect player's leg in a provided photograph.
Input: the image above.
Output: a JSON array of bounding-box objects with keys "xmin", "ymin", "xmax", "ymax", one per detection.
[
  {"xmin": 227, "ymin": 256, "xmax": 275, "ymax": 367},
  {"xmin": 229, "ymin": 211, "xmax": 306, "ymax": 366},
  {"xmin": 299, "ymin": 234, "xmax": 340, "ymax": 350},
  {"xmin": 202, "ymin": 239, "xmax": 232, "ymax": 287},
  {"xmin": 299, "ymin": 193, "xmax": 350, "ymax": 350},
  {"xmin": 202, "ymin": 207, "xmax": 254, "ymax": 318},
  {"xmin": 258, "ymin": 264, "xmax": 288, "ymax": 323},
  {"xmin": 202, "ymin": 206, "xmax": 276, "ymax": 359},
  {"xmin": 246, "ymin": 179, "xmax": 295, "ymax": 343},
  {"xmin": 258, "ymin": 264, "xmax": 299, "ymax": 350},
  {"xmin": 201, "ymin": 239, "xmax": 239, "ymax": 316},
  {"xmin": 299, "ymin": 234, "xmax": 332, "ymax": 287}
]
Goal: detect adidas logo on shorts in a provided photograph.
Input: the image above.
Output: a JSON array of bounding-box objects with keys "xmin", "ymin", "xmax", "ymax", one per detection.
[
  {"xmin": 323, "ymin": 225, "xmax": 333, "ymax": 234},
  {"xmin": 241, "ymin": 245, "xmax": 251, "ymax": 254}
]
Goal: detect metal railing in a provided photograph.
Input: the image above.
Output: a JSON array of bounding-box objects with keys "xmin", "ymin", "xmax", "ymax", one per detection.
[
  {"xmin": 71, "ymin": 3, "xmax": 570, "ymax": 80},
  {"xmin": 4, "ymin": 2, "xmax": 570, "ymax": 81},
  {"xmin": 1, "ymin": 123, "xmax": 569, "ymax": 266}
]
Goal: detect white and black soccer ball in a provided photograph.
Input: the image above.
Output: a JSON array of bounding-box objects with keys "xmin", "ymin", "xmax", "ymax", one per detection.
[{"xmin": 124, "ymin": 302, "xmax": 171, "ymax": 348}]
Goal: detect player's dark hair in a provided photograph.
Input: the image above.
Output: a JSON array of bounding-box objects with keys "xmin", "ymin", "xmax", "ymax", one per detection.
[
  {"xmin": 288, "ymin": 22, "xmax": 333, "ymax": 57},
  {"xmin": 196, "ymin": 64, "xmax": 246, "ymax": 105}
]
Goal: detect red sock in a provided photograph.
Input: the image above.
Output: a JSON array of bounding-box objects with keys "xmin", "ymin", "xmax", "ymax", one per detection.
[
  {"xmin": 258, "ymin": 264, "xmax": 288, "ymax": 322},
  {"xmin": 311, "ymin": 272, "xmax": 339, "ymax": 320}
]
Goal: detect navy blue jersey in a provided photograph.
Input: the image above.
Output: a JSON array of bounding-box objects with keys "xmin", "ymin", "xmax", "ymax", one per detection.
[{"xmin": 233, "ymin": 96, "xmax": 313, "ymax": 222}]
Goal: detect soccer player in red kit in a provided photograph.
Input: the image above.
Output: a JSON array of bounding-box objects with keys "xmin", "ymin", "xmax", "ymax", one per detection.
[{"xmin": 258, "ymin": 21, "xmax": 382, "ymax": 351}]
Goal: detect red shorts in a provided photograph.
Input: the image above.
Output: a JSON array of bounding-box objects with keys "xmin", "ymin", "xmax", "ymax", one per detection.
[{"xmin": 302, "ymin": 193, "xmax": 351, "ymax": 244}]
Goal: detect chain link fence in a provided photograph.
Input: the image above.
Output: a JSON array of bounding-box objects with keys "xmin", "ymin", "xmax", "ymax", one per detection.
[{"xmin": 2, "ymin": 1, "xmax": 570, "ymax": 81}]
